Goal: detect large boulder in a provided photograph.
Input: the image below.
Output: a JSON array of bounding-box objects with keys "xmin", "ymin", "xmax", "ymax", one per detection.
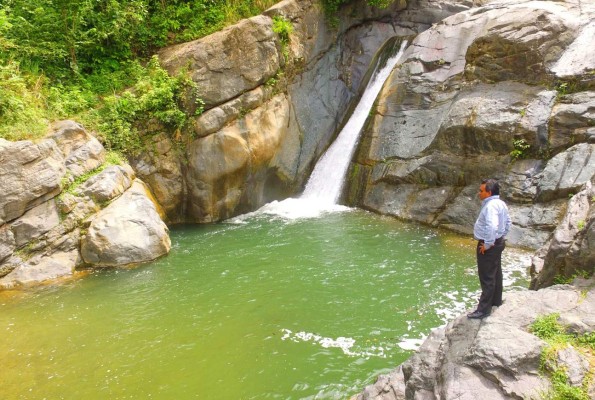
[
  {"xmin": 0, "ymin": 249, "xmax": 80, "ymax": 289},
  {"xmin": 10, "ymin": 199, "xmax": 61, "ymax": 247},
  {"xmin": 531, "ymin": 179, "xmax": 595, "ymax": 289},
  {"xmin": 49, "ymin": 120, "xmax": 105, "ymax": 181},
  {"xmin": 159, "ymin": 15, "xmax": 282, "ymax": 110},
  {"xmin": 549, "ymin": 91, "xmax": 595, "ymax": 152},
  {"xmin": 81, "ymin": 180, "xmax": 171, "ymax": 266},
  {"xmin": 535, "ymin": 143, "xmax": 595, "ymax": 202},
  {"xmin": 74, "ymin": 164, "xmax": 135, "ymax": 204}
]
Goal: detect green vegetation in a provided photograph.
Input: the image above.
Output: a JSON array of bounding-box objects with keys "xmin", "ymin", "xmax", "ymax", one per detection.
[
  {"xmin": 88, "ymin": 56, "xmax": 201, "ymax": 154},
  {"xmin": 272, "ymin": 16, "xmax": 293, "ymax": 61},
  {"xmin": 0, "ymin": 0, "xmax": 278, "ymax": 150},
  {"xmin": 552, "ymin": 269, "xmax": 592, "ymax": 285},
  {"xmin": 529, "ymin": 313, "xmax": 594, "ymax": 400},
  {"xmin": 321, "ymin": 0, "xmax": 391, "ymax": 25},
  {"xmin": 510, "ymin": 138, "xmax": 531, "ymax": 160},
  {"xmin": 321, "ymin": 0, "xmax": 392, "ymax": 15}
]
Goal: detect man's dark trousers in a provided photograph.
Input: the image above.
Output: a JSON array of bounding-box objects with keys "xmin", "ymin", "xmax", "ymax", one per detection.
[{"xmin": 476, "ymin": 238, "xmax": 505, "ymax": 314}]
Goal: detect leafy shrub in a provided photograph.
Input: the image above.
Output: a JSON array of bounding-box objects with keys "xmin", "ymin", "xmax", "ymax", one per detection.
[
  {"xmin": 321, "ymin": 0, "xmax": 392, "ymax": 19},
  {"xmin": 510, "ymin": 138, "xmax": 531, "ymax": 160},
  {"xmin": 272, "ymin": 16, "xmax": 293, "ymax": 61},
  {"xmin": 529, "ymin": 313, "xmax": 566, "ymax": 340},
  {"xmin": 89, "ymin": 56, "xmax": 196, "ymax": 155},
  {"xmin": 0, "ymin": 60, "xmax": 49, "ymax": 140},
  {"xmin": 273, "ymin": 16, "xmax": 293, "ymax": 44}
]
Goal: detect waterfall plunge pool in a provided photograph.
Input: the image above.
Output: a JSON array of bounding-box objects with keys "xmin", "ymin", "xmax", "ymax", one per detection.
[{"xmin": 1, "ymin": 208, "xmax": 531, "ymax": 399}]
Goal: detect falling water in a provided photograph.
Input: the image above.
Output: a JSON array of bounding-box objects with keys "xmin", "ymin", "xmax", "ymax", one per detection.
[
  {"xmin": 237, "ymin": 39, "xmax": 408, "ymax": 220},
  {"xmin": 301, "ymin": 39, "xmax": 408, "ymax": 205}
]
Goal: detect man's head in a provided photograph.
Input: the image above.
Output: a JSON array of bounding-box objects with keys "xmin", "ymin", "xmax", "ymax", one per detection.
[{"xmin": 479, "ymin": 178, "xmax": 499, "ymax": 200}]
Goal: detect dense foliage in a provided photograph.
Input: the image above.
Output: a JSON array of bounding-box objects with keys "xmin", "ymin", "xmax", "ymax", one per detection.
[
  {"xmin": 0, "ymin": 0, "xmax": 390, "ymax": 151},
  {"xmin": 0, "ymin": 0, "xmax": 278, "ymax": 146}
]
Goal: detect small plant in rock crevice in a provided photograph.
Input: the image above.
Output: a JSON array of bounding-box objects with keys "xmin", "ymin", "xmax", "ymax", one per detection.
[
  {"xmin": 59, "ymin": 150, "xmax": 126, "ymax": 196},
  {"xmin": 510, "ymin": 138, "xmax": 531, "ymax": 160}
]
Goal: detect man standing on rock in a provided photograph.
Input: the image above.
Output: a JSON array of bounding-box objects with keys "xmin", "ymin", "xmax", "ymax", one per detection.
[{"xmin": 468, "ymin": 179, "xmax": 512, "ymax": 319}]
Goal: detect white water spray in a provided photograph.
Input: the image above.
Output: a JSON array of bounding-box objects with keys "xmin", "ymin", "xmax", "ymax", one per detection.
[
  {"xmin": 301, "ymin": 40, "xmax": 408, "ymax": 205},
  {"xmin": 235, "ymin": 40, "xmax": 408, "ymax": 221}
]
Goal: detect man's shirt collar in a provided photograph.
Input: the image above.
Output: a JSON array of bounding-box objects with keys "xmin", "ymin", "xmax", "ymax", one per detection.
[{"xmin": 481, "ymin": 194, "xmax": 500, "ymax": 206}]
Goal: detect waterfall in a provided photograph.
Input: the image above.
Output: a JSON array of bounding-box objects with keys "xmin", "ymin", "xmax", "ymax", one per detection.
[
  {"xmin": 301, "ymin": 39, "xmax": 408, "ymax": 205},
  {"xmin": 236, "ymin": 39, "xmax": 408, "ymax": 221}
]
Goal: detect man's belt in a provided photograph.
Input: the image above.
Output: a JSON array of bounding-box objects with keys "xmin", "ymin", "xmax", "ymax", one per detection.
[{"xmin": 478, "ymin": 237, "xmax": 504, "ymax": 244}]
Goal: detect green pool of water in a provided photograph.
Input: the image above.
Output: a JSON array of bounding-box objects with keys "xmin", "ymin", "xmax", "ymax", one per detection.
[{"xmin": 0, "ymin": 209, "xmax": 530, "ymax": 399}]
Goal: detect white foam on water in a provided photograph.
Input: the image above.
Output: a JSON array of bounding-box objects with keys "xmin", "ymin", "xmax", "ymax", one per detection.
[
  {"xmin": 230, "ymin": 197, "xmax": 353, "ymax": 222},
  {"xmin": 396, "ymin": 247, "xmax": 532, "ymax": 351},
  {"xmin": 281, "ymin": 329, "xmax": 386, "ymax": 358},
  {"xmin": 397, "ymin": 336, "xmax": 426, "ymax": 351}
]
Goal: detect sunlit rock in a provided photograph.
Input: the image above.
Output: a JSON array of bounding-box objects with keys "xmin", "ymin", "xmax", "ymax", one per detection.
[
  {"xmin": 0, "ymin": 249, "xmax": 79, "ymax": 289},
  {"xmin": 186, "ymin": 94, "xmax": 298, "ymax": 222},
  {"xmin": 159, "ymin": 15, "xmax": 282, "ymax": 110},
  {"xmin": 49, "ymin": 120, "xmax": 105, "ymax": 181},
  {"xmin": 81, "ymin": 180, "xmax": 171, "ymax": 267},
  {"xmin": 74, "ymin": 164, "xmax": 135, "ymax": 204}
]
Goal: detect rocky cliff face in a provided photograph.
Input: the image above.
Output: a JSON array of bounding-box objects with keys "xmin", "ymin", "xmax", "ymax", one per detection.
[
  {"xmin": 133, "ymin": 0, "xmax": 595, "ymax": 287},
  {"xmin": 0, "ymin": 121, "xmax": 170, "ymax": 288},
  {"xmin": 347, "ymin": 0, "xmax": 595, "ymax": 287},
  {"xmin": 140, "ymin": 0, "xmax": 458, "ymax": 223}
]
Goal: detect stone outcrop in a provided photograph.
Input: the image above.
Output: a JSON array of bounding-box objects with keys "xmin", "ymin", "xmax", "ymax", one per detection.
[
  {"xmin": 348, "ymin": 0, "xmax": 595, "ymax": 265},
  {"xmin": 185, "ymin": 94, "xmax": 301, "ymax": 222},
  {"xmin": 352, "ymin": 279, "xmax": 595, "ymax": 400},
  {"xmin": 531, "ymin": 178, "xmax": 595, "ymax": 289},
  {"xmin": 159, "ymin": 15, "xmax": 283, "ymax": 110},
  {"xmin": 0, "ymin": 121, "xmax": 171, "ymax": 288}
]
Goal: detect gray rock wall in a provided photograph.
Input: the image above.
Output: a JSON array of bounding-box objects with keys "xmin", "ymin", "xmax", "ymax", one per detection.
[{"xmin": 348, "ymin": 0, "xmax": 595, "ymax": 290}]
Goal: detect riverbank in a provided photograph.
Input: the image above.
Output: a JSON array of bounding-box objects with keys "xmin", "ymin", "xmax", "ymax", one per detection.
[{"xmin": 352, "ymin": 277, "xmax": 595, "ymax": 400}]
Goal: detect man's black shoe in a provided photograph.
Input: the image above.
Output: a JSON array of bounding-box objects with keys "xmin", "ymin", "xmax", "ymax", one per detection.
[{"xmin": 467, "ymin": 310, "xmax": 489, "ymax": 319}]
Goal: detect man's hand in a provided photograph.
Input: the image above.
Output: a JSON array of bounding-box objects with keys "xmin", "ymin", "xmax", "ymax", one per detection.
[{"xmin": 479, "ymin": 244, "xmax": 486, "ymax": 254}]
